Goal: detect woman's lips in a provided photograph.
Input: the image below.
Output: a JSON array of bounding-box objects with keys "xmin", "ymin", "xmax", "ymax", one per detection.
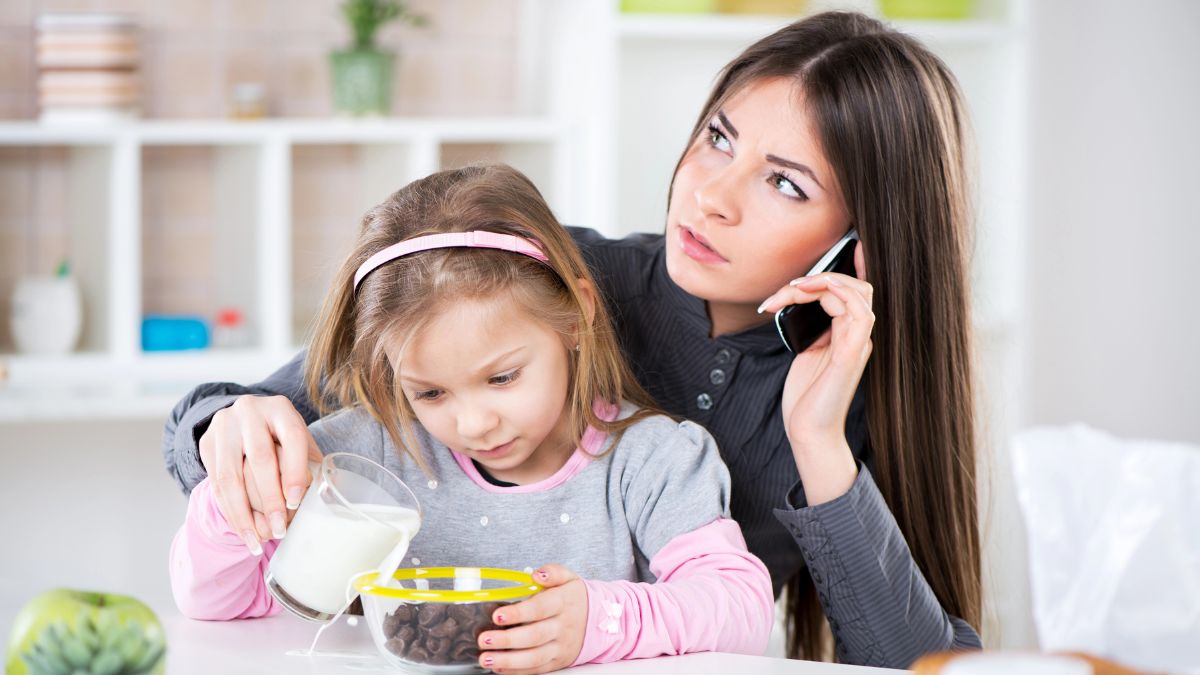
[{"xmin": 679, "ymin": 225, "xmax": 729, "ymax": 264}]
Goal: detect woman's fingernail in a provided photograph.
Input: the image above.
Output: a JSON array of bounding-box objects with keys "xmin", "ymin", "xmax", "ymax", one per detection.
[
  {"xmin": 483, "ymin": 657, "xmax": 494, "ymax": 667},
  {"xmin": 789, "ymin": 276, "xmax": 808, "ymax": 286},
  {"xmin": 828, "ymin": 276, "xmax": 842, "ymax": 286},
  {"xmin": 269, "ymin": 511, "xmax": 287, "ymax": 539},
  {"xmin": 537, "ymin": 571, "xmax": 549, "ymax": 581},
  {"xmin": 483, "ymin": 637, "xmax": 493, "ymax": 646},
  {"xmin": 495, "ymin": 613, "xmax": 505, "ymax": 624},
  {"xmin": 241, "ymin": 530, "xmax": 263, "ymax": 556},
  {"xmin": 285, "ymin": 487, "xmax": 304, "ymax": 510},
  {"xmin": 756, "ymin": 301, "xmax": 769, "ymax": 314}
]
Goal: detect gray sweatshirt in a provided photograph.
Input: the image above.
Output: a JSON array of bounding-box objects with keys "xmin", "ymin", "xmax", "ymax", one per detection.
[{"xmin": 308, "ymin": 403, "xmax": 732, "ymax": 581}]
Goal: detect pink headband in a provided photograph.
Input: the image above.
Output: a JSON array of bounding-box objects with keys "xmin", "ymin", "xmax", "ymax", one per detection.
[{"xmin": 353, "ymin": 230, "xmax": 551, "ymax": 293}]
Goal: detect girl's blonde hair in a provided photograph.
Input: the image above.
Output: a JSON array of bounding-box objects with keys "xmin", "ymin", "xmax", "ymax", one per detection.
[
  {"xmin": 305, "ymin": 164, "xmax": 659, "ymax": 470},
  {"xmin": 675, "ymin": 12, "xmax": 982, "ymax": 660}
]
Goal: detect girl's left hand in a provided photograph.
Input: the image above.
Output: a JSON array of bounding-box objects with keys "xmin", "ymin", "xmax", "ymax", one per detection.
[
  {"xmin": 477, "ymin": 564, "xmax": 587, "ymax": 674},
  {"xmin": 757, "ymin": 242, "xmax": 875, "ymax": 504}
]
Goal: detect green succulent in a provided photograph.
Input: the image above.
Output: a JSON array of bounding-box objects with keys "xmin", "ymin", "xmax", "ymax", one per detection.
[
  {"xmin": 15, "ymin": 612, "xmax": 164, "ymax": 675},
  {"xmin": 341, "ymin": 0, "xmax": 427, "ymax": 50}
]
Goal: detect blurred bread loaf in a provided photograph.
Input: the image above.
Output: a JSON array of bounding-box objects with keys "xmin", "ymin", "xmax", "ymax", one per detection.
[{"xmin": 912, "ymin": 651, "xmax": 1150, "ymax": 675}]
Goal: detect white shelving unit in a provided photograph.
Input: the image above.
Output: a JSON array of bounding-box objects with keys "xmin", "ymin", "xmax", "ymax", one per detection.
[{"xmin": 0, "ymin": 118, "xmax": 574, "ymax": 421}]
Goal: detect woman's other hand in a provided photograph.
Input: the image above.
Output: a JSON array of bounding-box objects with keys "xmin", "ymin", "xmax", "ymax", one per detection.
[
  {"xmin": 476, "ymin": 564, "xmax": 587, "ymax": 674},
  {"xmin": 758, "ymin": 241, "xmax": 874, "ymax": 505},
  {"xmin": 199, "ymin": 394, "xmax": 321, "ymax": 554}
]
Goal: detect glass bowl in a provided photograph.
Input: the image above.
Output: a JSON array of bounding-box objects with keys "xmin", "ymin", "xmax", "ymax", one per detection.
[{"xmin": 353, "ymin": 567, "xmax": 542, "ymax": 674}]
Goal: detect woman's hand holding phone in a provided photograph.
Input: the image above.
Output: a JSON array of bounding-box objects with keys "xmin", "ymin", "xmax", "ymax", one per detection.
[{"xmin": 757, "ymin": 236, "xmax": 875, "ymax": 506}]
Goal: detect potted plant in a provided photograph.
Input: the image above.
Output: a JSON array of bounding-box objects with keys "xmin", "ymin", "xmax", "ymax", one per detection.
[{"xmin": 330, "ymin": 0, "xmax": 426, "ymax": 116}]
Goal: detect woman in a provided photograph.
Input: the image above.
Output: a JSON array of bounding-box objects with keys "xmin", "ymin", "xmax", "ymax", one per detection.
[{"xmin": 163, "ymin": 11, "xmax": 981, "ymax": 668}]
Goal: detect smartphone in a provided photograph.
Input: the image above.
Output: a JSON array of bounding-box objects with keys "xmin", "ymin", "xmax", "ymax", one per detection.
[{"xmin": 774, "ymin": 229, "xmax": 859, "ymax": 354}]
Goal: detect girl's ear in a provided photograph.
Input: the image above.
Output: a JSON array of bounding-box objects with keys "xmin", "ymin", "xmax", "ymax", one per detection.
[{"xmin": 576, "ymin": 278, "xmax": 597, "ymax": 327}]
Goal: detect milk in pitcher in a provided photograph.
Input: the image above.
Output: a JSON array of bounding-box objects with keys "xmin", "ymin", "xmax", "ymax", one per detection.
[{"xmin": 267, "ymin": 481, "xmax": 420, "ymax": 618}]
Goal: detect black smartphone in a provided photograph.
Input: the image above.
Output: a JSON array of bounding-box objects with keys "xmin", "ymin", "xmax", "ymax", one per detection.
[{"xmin": 774, "ymin": 229, "xmax": 859, "ymax": 354}]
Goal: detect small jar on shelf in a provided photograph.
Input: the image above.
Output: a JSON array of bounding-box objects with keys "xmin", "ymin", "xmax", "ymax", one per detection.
[{"xmin": 211, "ymin": 307, "xmax": 251, "ymax": 350}]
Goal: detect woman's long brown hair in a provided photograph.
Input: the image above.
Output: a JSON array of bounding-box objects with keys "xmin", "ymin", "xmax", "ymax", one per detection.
[{"xmin": 675, "ymin": 12, "xmax": 982, "ymax": 660}]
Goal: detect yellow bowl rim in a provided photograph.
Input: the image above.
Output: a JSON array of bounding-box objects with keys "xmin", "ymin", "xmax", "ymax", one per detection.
[{"xmin": 353, "ymin": 567, "xmax": 543, "ymax": 602}]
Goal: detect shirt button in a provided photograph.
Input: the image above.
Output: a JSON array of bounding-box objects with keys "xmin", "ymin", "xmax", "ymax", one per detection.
[
  {"xmin": 709, "ymin": 368, "xmax": 726, "ymax": 385},
  {"xmin": 696, "ymin": 393, "xmax": 713, "ymax": 411},
  {"xmin": 715, "ymin": 348, "xmax": 732, "ymax": 364}
]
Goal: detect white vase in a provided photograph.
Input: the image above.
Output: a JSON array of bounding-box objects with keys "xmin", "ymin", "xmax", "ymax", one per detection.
[{"xmin": 10, "ymin": 275, "xmax": 83, "ymax": 355}]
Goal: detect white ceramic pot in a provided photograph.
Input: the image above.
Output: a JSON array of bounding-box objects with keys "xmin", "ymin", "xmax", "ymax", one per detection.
[{"xmin": 10, "ymin": 275, "xmax": 83, "ymax": 354}]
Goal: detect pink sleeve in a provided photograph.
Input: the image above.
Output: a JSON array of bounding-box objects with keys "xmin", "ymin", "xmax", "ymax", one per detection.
[
  {"xmin": 168, "ymin": 477, "xmax": 282, "ymax": 620},
  {"xmin": 572, "ymin": 518, "xmax": 774, "ymax": 665}
]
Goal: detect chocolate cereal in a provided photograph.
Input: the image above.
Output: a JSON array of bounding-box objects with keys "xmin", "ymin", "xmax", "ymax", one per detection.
[{"xmin": 381, "ymin": 600, "xmax": 505, "ymax": 667}]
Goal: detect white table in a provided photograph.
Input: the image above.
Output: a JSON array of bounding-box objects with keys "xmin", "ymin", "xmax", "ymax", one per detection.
[
  {"xmin": 0, "ymin": 432, "xmax": 907, "ymax": 675},
  {"xmin": 3, "ymin": 585, "xmax": 906, "ymax": 674},
  {"xmin": 156, "ymin": 609, "xmax": 906, "ymax": 674}
]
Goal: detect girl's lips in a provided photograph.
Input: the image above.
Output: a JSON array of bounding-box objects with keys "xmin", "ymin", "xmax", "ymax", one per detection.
[
  {"xmin": 679, "ymin": 225, "xmax": 729, "ymax": 264},
  {"xmin": 474, "ymin": 440, "xmax": 515, "ymax": 459}
]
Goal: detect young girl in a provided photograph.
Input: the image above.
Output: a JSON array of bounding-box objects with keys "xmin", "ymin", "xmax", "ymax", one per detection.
[{"xmin": 169, "ymin": 164, "xmax": 775, "ymax": 673}]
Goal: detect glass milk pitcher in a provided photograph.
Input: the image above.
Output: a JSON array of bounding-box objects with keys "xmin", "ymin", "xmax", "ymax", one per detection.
[{"xmin": 265, "ymin": 453, "xmax": 421, "ymax": 621}]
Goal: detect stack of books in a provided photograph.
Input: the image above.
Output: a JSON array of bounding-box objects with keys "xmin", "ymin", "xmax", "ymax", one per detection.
[{"xmin": 36, "ymin": 13, "xmax": 141, "ymax": 124}]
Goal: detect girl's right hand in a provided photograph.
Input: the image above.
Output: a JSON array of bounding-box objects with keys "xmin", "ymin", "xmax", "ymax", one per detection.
[
  {"xmin": 199, "ymin": 395, "xmax": 321, "ymax": 554},
  {"xmin": 476, "ymin": 564, "xmax": 586, "ymax": 674}
]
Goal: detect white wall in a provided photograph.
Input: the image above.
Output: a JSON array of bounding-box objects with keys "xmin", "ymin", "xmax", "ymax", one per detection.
[
  {"xmin": 1028, "ymin": 1, "xmax": 1200, "ymax": 443},
  {"xmin": 977, "ymin": 0, "xmax": 1200, "ymax": 654},
  {"xmin": 0, "ymin": 418, "xmax": 185, "ymax": 640}
]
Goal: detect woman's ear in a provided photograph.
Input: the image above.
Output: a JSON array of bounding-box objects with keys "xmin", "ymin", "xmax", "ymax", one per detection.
[
  {"xmin": 576, "ymin": 278, "xmax": 598, "ymax": 327},
  {"xmin": 854, "ymin": 236, "xmax": 868, "ymax": 282}
]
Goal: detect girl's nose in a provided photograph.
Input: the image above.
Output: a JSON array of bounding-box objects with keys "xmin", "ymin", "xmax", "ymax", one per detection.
[{"xmin": 456, "ymin": 402, "xmax": 499, "ymax": 440}]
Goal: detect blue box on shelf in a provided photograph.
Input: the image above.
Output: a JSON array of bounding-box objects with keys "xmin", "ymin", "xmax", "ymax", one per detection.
[{"xmin": 141, "ymin": 315, "xmax": 210, "ymax": 351}]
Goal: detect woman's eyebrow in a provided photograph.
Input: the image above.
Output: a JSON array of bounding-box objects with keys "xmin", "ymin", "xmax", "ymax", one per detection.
[
  {"xmin": 718, "ymin": 109, "xmax": 824, "ymax": 190},
  {"xmin": 717, "ymin": 111, "xmax": 738, "ymax": 139},
  {"xmin": 766, "ymin": 154, "xmax": 824, "ymax": 190}
]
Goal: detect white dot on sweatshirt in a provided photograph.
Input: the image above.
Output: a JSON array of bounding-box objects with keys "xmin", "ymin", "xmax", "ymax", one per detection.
[
  {"xmin": 411, "ymin": 557, "xmax": 421, "ymax": 566},
  {"xmin": 480, "ymin": 516, "xmax": 489, "ymax": 526},
  {"xmin": 427, "ymin": 480, "xmax": 438, "ymax": 490},
  {"xmin": 560, "ymin": 513, "xmax": 570, "ymax": 523}
]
